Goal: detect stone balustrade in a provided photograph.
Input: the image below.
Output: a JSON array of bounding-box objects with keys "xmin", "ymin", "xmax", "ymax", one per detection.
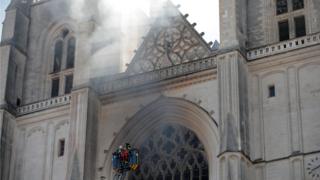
[
  {"xmin": 17, "ymin": 95, "xmax": 72, "ymax": 115},
  {"xmin": 98, "ymin": 56, "xmax": 217, "ymax": 94},
  {"xmin": 247, "ymin": 32, "xmax": 320, "ymax": 60}
]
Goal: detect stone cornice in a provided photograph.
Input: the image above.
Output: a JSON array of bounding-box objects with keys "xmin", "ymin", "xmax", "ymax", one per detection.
[
  {"xmin": 100, "ymin": 69, "xmax": 216, "ymax": 104},
  {"xmin": 95, "ymin": 56, "xmax": 217, "ymax": 96},
  {"xmin": 247, "ymin": 32, "xmax": 320, "ymax": 60},
  {"xmin": 16, "ymin": 94, "xmax": 71, "ymax": 116},
  {"xmin": 248, "ymin": 44, "xmax": 320, "ymax": 72}
]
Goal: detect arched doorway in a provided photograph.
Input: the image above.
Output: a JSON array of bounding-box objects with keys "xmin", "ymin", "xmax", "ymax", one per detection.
[
  {"xmin": 129, "ymin": 123, "xmax": 209, "ymax": 180},
  {"xmin": 105, "ymin": 97, "xmax": 219, "ymax": 180}
]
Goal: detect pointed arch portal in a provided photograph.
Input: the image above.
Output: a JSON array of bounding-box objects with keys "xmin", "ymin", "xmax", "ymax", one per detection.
[{"xmin": 106, "ymin": 97, "xmax": 219, "ymax": 180}]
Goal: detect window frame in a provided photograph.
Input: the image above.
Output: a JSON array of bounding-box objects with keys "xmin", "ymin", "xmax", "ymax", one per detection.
[
  {"xmin": 51, "ymin": 77, "xmax": 60, "ymax": 98},
  {"xmin": 268, "ymin": 85, "xmax": 276, "ymax": 98},
  {"xmin": 49, "ymin": 68, "xmax": 74, "ymax": 97},
  {"xmin": 53, "ymin": 40, "xmax": 64, "ymax": 73},
  {"xmin": 294, "ymin": 15, "xmax": 306, "ymax": 38},
  {"xmin": 278, "ymin": 20, "xmax": 290, "ymax": 41},
  {"xmin": 128, "ymin": 124, "xmax": 209, "ymax": 180},
  {"xmin": 58, "ymin": 138, "xmax": 66, "ymax": 157},
  {"xmin": 64, "ymin": 74, "xmax": 74, "ymax": 94},
  {"xmin": 66, "ymin": 37, "xmax": 76, "ymax": 69},
  {"xmin": 276, "ymin": 0, "xmax": 288, "ymax": 15},
  {"xmin": 48, "ymin": 29, "xmax": 76, "ymax": 98},
  {"xmin": 292, "ymin": 0, "xmax": 304, "ymax": 11},
  {"xmin": 274, "ymin": 0, "xmax": 307, "ymax": 41}
]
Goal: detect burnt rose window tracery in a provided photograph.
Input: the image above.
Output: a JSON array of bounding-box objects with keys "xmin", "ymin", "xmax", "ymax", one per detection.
[{"xmin": 129, "ymin": 124, "xmax": 209, "ymax": 180}]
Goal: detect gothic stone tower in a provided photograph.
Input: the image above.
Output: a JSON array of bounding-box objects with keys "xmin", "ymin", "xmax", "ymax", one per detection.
[
  {"xmin": 1, "ymin": 0, "xmax": 320, "ymax": 180},
  {"xmin": 218, "ymin": 0, "xmax": 320, "ymax": 179},
  {"xmin": 0, "ymin": 0, "xmax": 30, "ymax": 179}
]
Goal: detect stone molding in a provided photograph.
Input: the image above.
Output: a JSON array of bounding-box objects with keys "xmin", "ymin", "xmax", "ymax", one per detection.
[
  {"xmin": 16, "ymin": 56, "xmax": 217, "ymax": 115},
  {"xmin": 100, "ymin": 69, "xmax": 216, "ymax": 104},
  {"xmin": 17, "ymin": 94, "xmax": 71, "ymax": 116},
  {"xmin": 247, "ymin": 32, "xmax": 320, "ymax": 60},
  {"xmin": 96, "ymin": 56, "xmax": 217, "ymax": 95}
]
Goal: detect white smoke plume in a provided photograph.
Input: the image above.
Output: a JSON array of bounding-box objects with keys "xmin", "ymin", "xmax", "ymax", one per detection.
[
  {"xmin": 67, "ymin": 0, "xmax": 158, "ymax": 79},
  {"xmin": 67, "ymin": 0, "xmax": 219, "ymax": 79}
]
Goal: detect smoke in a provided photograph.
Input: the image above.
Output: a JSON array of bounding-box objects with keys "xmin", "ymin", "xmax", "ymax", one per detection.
[
  {"xmin": 67, "ymin": 0, "xmax": 162, "ymax": 78},
  {"xmin": 66, "ymin": 0, "xmax": 219, "ymax": 79}
]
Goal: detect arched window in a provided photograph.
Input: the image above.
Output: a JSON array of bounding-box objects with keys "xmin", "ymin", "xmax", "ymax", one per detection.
[
  {"xmin": 53, "ymin": 40, "xmax": 63, "ymax": 73},
  {"xmin": 66, "ymin": 37, "xmax": 76, "ymax": 69},
  {"xmin": 129, "ymin": 124, "xmax": 209, "ymax": 180},
  {"xmin": 50, "ymin": 29, "xmax": 76, "ymax": 98}
]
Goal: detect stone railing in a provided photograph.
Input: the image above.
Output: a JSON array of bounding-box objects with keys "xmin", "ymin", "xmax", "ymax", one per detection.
[
  {"xmin": 247, "ymin": 32, "xmax": 320, "ymax": 60},
  {"xmin": 17, "ymin": 95, "xmax": 72, "ymax": 115},
  {"xmin": 98, "ymin": 56, "xmax": 217, "ymax": 94}
]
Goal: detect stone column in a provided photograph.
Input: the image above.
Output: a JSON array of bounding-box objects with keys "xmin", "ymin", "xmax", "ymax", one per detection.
[
  {"xmin": 219, "ymin": 0, "xmax": 247, "ymax": 49},
  {"xmin": 0, "ymin": 110, "xmax": 15, "ymax": 180},
  {"xmin": 287, "ymin": 67, "xmax": 303, "ymax": 154},
  {"xmin": 217, "ymin": 51, "xmax": 251, "ymax": 180},
  {"xmin": 9, "ymin": 126, "xmax": 26, "ymax": 180},
  {"xmin": 44, "ymin": 123, "xmax": 55, "ymax": 180},
  {"xmin": 250, "ymin": 75, "xmax": 264, "ymax": 161},
  {"xmin": 65, "ymin": 88, "xmax": 100, "ymax": 180},
  {"xmin": 0, "ymin": 45, "xmax": 10, "ymax": 107}
]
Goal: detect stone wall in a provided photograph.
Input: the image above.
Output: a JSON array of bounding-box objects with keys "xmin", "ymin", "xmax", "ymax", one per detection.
[
  {"xmin": 247, "ymin": 0, "xmax": 265, "ymax": 48},
  {"xmin": 248, "ymin": 44, "xmax": 320, "ymax": 180},
  {"xmin": 246, "ymin": 0, "xmax": 320, "ymax": 49},
  {"xmin": 0, "ymin": 110, "xmax": 15, "ymax": 180},
  {"xmin": 12, "ymin": 106, "xmax": 70, "ymax": 180},
  {"xmin": 95, "ymin": 76, "xmax": 219, "ymax": 179},
  {"xmin": 23, "ymin": 0, "xmax": 72, "ymax": 104}
]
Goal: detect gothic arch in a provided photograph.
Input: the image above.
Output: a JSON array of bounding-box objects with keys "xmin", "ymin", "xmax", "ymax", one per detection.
[
  {"xmin": 37, "ymin": 20, "xmax": 77, "ymax": 99},
  {"xmin": 104, "ymin": 97, "xmax": 219, "ymax": 180}
]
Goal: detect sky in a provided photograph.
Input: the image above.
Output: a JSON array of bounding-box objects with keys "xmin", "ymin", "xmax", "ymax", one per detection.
[
  {"xmin": 0, "ymin": 0, "xmax": 10, "ymax": 38},
  {"xmin": 0, "ymin": 0, "xmax": 220, "ymax": 42},
  {"xmin": 171, "ymin": 0, "xmax": 220, "ymax": 42}
]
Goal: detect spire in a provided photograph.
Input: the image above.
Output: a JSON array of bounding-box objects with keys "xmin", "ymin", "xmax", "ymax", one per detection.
[{"xmin": 212, "ymin": 40, "xmax": 220, "ymax": 51}]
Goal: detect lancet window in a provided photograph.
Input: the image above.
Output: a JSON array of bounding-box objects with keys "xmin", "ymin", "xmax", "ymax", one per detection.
[{"xmin": 50, "ymin": 29, "xmax": 76, "ymax": 98}]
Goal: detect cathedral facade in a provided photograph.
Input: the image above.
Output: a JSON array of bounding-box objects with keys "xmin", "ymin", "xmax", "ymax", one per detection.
[{"xmin": 1, "ymin": 0, "xmax": 320, "ymax": 180}]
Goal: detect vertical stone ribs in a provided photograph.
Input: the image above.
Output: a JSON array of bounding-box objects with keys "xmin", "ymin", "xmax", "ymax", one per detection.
[
  {"xmin": 218, "ymin": 51, "xmax": 249, "ymax": 155},
  {"xmin": 0, "ymin": 110, "xmax": 15, "ymax": 180}
]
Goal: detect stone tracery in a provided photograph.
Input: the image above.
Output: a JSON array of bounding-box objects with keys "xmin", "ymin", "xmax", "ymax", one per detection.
[
  {"xmin": 127, "ymin": 11, "xmax": 211, "ymax": 75},
  {"xmin": 128, "ymin": 124, "xmax": 209, "ymax": 180}
]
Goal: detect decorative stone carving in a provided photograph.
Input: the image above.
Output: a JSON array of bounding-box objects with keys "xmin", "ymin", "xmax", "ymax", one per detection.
[
  {"xmin": 17, "ymin": 94, "xmax": 71, "ymax": 115},
  {"xmin": 97, "ymin": 56, "xmax": 217, "ymax": 95},
  {"xmin": 27, "ymin": 126, "xmax": 46, "ymax": 137},
  {"xmin": 127, "ymin": 3, "xmax": 211, "ymax": 75},
  {"xmin": 247, "ymin": 32, "xmax": 320, "ymax": 60},
  {"xmin": 129, "ymin": 124, "xmax": 208, "ymax": 180}
]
